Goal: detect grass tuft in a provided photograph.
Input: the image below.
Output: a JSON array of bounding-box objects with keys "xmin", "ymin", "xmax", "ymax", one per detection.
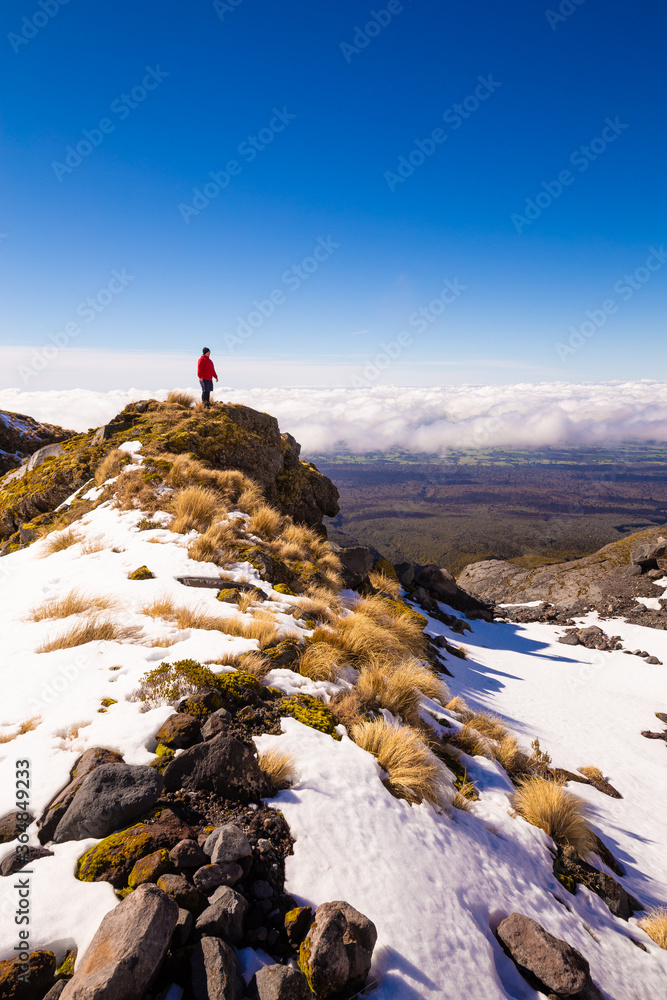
[
  {"xmin": 512, "ymin": 777, "xmax": 596, "ymax": 856},
  {"xmin": 0, "ymin": 717, "xmax": 42, "ymax": 744},
  {"xmin": 248, "ymin": 504, "xmax": 283, "ymax": 541},
  {"xmin": 166, "ymin": 389, "xmax": 195, "ymax": 408},
  {"xmin": 298, "ymin": 642, "xmax": 342, "ymax": 682},
  {"xmin": 37, "ymin": 617, "xmax": 143, "ymax": 653},
  {"xmin": 258, "ymin": 746, "xmax": 297, "ymax": 790},
  {"xmin": 170, "ymin": 486, "xmax": 223, "ymax": 534},
  {"xmin": 27, "ymin": 590, "xmax": 118, "ymax": 621},
  {"xmin": 639, "ymin": 908, "xmax": 667, "ymax": 950},
  {"xmin": 578, "ymin": 765, "xmax": 605, "ymax": 783},
  {"xmin": 41, "ymin": 528, "xmax": 81, "ymax": 556},
  {"xmin": 94, "ymin": 449, "xmax": 127, "ymax": 485},
  {"xmin": 351, "ymin": 718, "xmax": 449, "ymax": 808},
  {"xmin": 369, "ymin": 570, "xmax": 400, "ymax": 599}
]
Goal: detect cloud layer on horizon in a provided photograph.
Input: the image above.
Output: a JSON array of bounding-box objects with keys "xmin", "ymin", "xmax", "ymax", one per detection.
[{"xmin": 1, "ymin": 382, "xmax": 666, "ymax": 456}]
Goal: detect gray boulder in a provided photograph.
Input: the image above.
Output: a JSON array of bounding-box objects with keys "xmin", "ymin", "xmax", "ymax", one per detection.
[
  {"xmin": 169, "ymin": 838, "xmax": 208, "ymax": 870},
  {"xmin": 163, "ymin": 734, "xmax": 265, "ymax": 799},
  {"xmin": 250, "ymin": 964, "xmax": 312, "ymax": 1000},
  {"xmin": 38, "ymin": 747, "xmax": 125, "ymax": 844},
  {"xmin": 194, "ymin": 863, "xmax": 243, "ymax": 894},
  {"xmin": 0, "ymin": 845, "xmax": 52, "ymax": 877},
  {"xmin": 497, "ymin": 912, "xmax": 594, "ymax": 996},
  {"xmin": 413, "ymin": 564, "xmax": 458, "ymax": 600},
  {"xmin": 631, "ymin": 537, "xmax": 666, "ymax": 570},
  {"xmin": 191, "ymin": 936, "xmax": 243, "ymax": 1000},
  {"xmin": 195, "ymin": 885, "xmax": 248, "ymax": 942},
  {"xmin": 299, "ymin": 900, "xmax": 377, "ymax": 998},
  {"xmin": 205, "ymin": 824, "xmax": 252, "ymax": 871},
  {"xmin": 201, "ymin": 708, "xmax": 232, "ymax": 740},
  {"xmin": 53, "ymin": 764, "xmax": 163, "ymax": 843},
  {"xmin": 60, "ymin": 884, "xmax": 178, "ymax": 999}
]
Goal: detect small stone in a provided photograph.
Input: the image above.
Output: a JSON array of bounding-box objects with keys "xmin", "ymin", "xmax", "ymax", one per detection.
[
  {"xmin": 172, "ymin": 907, "xmax": 193, "ymax": 948},
  {"xmin": 204, "ymin": 824, "xmax": 253, "ymax": 871},
  {"xmin": 128, "ymin": 849, "xmax": 172, "ymax": 889},
  {"xmin": 154, "ymin": 713, "xmax": 201, "ymax": 749},
  {"xmin": 195, "ymin": 885, "xmax": 249, "ymax": 942},
  {"xmin": 252, "ymin": 879, "xmax": 273, "ymax": 900},
  {"xmin": 193, "ymin": 863, "xmax": 243, "ymax": 894},
  {"xmin": 169, "ymin": 839, "xmax": 208, "ymax": 869},
  {"xmin": 250, "ymin": 964, "xmax": 312, "ymax": 1000},
  {"xmin": 201, "ymin": 708, "xmax": 232, "ymax": 740},
  {"xmin": 284, "ymin": 906, "xmax": 312, "ymax": 948},
  {"xmin": 257, "ymin": 838, "xmax": 272, "ymax": 852},
  {"xmin": 497, "ymin": 912, "xmax": 592, "ymax": 996},
  {"xmin": 646, "ymin": 656, "xmax": 662, "ymax": 665},
  {"xmin": 190, "ymin": 936, "xmax": 243, "ymax": 1000},
  {"xmin": 0, "ymin": 846, "xmax": 53, "ymax": 877},
  {"xmin": 156, "ymin": 873, "xmax": 202, "ymax": 912},
  {"xmin": 177, "ymin": 689, "xmax": 224, "ymax": 718}
]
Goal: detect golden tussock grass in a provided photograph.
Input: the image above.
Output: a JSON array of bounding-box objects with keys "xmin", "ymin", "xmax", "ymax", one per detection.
[
  {"xmin": 452, "ymin": 792, "xmax": 472, "ymax": 812},
  {"xmin": 257, "ymin": 746, "xmax": 297, "ymax": 790},
  {"xmin": 351, "ymin": 718, "xmax": 449, "ymax": 808},
  {"xmin": 28, "ymin": 590, "xmax": 118, "ymax": 621},
  {"xmin": 81, "ymin": 536, "xmax": 106, "ymax": 555},
  {"xmin": 493, "ymin": 735, "xmax": 531, "ymax": 778},
  {"xmin": 147, "ymin": 636, "xmax": 180, "ymax": 648},
  {"xmin": 0, "ymin": 717, "xmax": 41, "ymax": 744},
  {"xmin": 356, "ymin": 662, "xmax": 422, "ymax": 727},
  {"xmin": 578, "ymin": 765, "xmax": 605, "ymax": 783},
  {"xmin": 140, "ymin": 598, "xmax": 277, "ymax": 646},
  {"xmin": 445, "ymin": 695, "xmax": 469, "ymax": 716},
  {"xmin": 248, "ymin": 504, "xmax": 283, "ymax": 541},
  {"xmin": 220, "ymin": 613, "xmax": 279, "ymax": 648},
  {"xmin": 639, "ymin": 908, "xmax": 667, "ymax": 950},
  {"xmin": 449, "ymin": 722, "xmax": 490, "ymax": 759},
  {"xmin": 166, "ymin": 389, "xmax": 195, "ymax": 408},
  {"xmin": 235, "ymin": 591, "xmax": 256, "ymax": 614},
  {"xmin": 94, "ymin": 449, "xmax": 127, "ymax": 485},
  {"xmin": 369, "ymin": 570, "xmax": 400, "ymax": 599},
  {"xmin": 140, "ymin": 595, "xmax": 178, "ymax": 620},
  {"xmin": 238, "ymin": 650, "xmax": 272, "ymax": 678},
  {"xmin": 236, "ymin": 482, "xmax": 265, "ymax": 515},
  {"xmin": 41, "ymin": 528, "xmax": 81, "ymax": 556},
  {"xmin": 329, "ymin": 689, "xmax": 364, "ymax": 731},
  {"xmin": 187, "ymin": 521, "xmax": 239, "ymax": 564},
  {"xmin": 323, "ymin": 598, "xmax": 425, "ymax": 664},
  {"xmin": 37, "ymin": 617, "xmax": 143, "ymax": 653},
  {"xmin": 512, "ymin": 777, "xmax": 596, "ymax": 856},
  {"xmin": 465, "ymin": 712, "xmax": 508, "ymax": 743},
  {"xmin": 113, "ymin": 468, "xmax": 161, "ymax": 513},
  {"xmin": 298, "ymin": 642, "xmax": 342, "ymax": 682},
  {"xmin": 171, "ymin": 486, "xmax": 224, "ymax": 534},
  {"xmin": 299, "ymin": 586, "xmax": 341, "ymax": 624}
]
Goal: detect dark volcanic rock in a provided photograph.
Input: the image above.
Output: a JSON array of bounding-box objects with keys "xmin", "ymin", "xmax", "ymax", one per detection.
[
  {"xmin": 0, "ymin": 408, "xmax": 73, "ymax": 477},
  {"xmin": 38, "ymin": 747, "xmax": 125, "ymax": 844},
  {"xmin": 60, "ymin": 884, "xmax": 178, "ymax": 1000},
  {"xmin": 299, "ymin": 900, "xmax": 377, "ymax": 999},
  {"xmin": 193, "ymin": 862, "xmax": 244, "ymax": 894},
  {"xmin": 250, "ymin": 964, "xmax": 312, "ymax": 1000},
  {"xmin": 190, "ymin": 936, "xmax": 243, "ymax": 1000},
  {"xmin": 0, "ymin": 949, "xmax": 56, "ymax": 999},
  {"xmin": 497, "ymin": 912, "xmax": 594, "ymax": 996},
  {"xmin": 414, "ymin": 564, "xmax": 459, "ymax": 600},
  {"xmin": 201, "ymin": 708, "xmax": 232, "ymax": 740},
  {"xmin": 154, "ymin": 713, "xmax": 201, "ymax": 749},
  {"xmin": 163, "ymin": 734, "xmax": 266, "ymax": 800},
  {"xmin": 169, "ymin": 839, "xmax": 208, "ymax": 870},
  {"xmin": 195, "ymin": 885, "xmax": 249, "ymax": 942},
  {"xmin": 53, "ymin": 764, "xmax": 163, "ymax": 843},
  {"xmin": 0, "ymin": 845, "xmax": 53, "ymax": 877},
  {"xmin": 0, "ymin": 810, "xmax": 30, "ymax": 845}
]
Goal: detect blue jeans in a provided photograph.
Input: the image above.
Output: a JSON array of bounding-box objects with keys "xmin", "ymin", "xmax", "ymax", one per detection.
[{"xmin": 199, "ymin": 378, "xmax": 213, "ymax": 406}]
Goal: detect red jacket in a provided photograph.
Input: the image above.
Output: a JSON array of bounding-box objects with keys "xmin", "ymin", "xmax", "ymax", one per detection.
[{"xmin": 197, "ymin": 354, "xmax": 218, "ymax": 380}]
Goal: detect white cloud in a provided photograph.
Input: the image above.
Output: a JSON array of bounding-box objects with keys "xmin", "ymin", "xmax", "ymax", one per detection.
[{"xmin": 2, "ymin": 381, "xmax": 667, "ymax": 455}]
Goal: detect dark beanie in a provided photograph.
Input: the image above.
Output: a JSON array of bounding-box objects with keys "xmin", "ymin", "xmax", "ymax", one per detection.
[{"xmin": 202, "ymin": 347, "xmax": 210, "ymax": 354}]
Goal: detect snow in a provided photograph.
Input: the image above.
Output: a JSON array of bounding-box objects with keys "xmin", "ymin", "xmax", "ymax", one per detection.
[{"xmin": 1, "ymin": 490, "xmax": 666, "ymax": 998}]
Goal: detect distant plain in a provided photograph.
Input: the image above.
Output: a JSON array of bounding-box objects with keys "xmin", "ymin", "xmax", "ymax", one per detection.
[{"xmin": 314, "ymin": 444, "xmax": 667, "ymax": 575}]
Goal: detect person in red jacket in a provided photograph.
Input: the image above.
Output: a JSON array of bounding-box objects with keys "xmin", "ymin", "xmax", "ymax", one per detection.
[{"xmin": 197, "ymin": 348, "xmax": 218, "ymax": 407}]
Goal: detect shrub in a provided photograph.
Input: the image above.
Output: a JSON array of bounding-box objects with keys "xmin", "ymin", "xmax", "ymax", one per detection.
[
  {"xmin": 512, "ymin": 777, "xmax": 596, "ymax": 856},
  {"xmin": 166, "ymin": 390, "xmax": 195, "ymax": 408},
  {"xmin": 171, "ymin": 486, "xmax": 223, "ymax": 534},
  {"xmin": 27, "ymin": 590, "xmax": 117, "ymax": 621},
  {"xmin": 258, "ymin": 747, "xmax": 297, "ymax": 790},
  {"xmin": 351, "ymin": 718, "xmax": 449, "ymax": 808},
  {"xmin": 137, "ymin": 658, "xmax": 260, "ymax": 708},
  {"xmin": 281, "ymin": 694, "xmax": 341, "ymax": 739},
  {"xmin": 37, "ymin": 618, "xmax": 143, "ymax": 653},
  {"xmin": 94, "ymin": 449, "xmax": 127, "ymax": 485},
  {"xmin": 41, "ymin": 528, "xmax": 81, "ymax": 556},
  {"xmin": 639, "ymin": 907, "xmax": 667, "ymax": 950},
  {"xmin": 298, "ymin": 642, "xmax": 343, "ymax": 682},
  {"xmin": 248, "ymin": 504, "xmax": 283, "ymax": 541}
]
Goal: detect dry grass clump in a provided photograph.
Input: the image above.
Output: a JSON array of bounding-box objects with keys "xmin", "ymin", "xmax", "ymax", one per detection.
[
  {"xmin": 356, "ymin": 662, "xmax": 423, "ymax": 727},
  {"xmin": 248, "ymin": 504, "xmax": 283, "ymax": 541},
  {"xmin": 218, "ymin": 613, "xmax": 279, "ymax": 649},
  {"xmin": 140, "ymin": 595, "xmax": 178, "ymax": 620},
  {"xmin": 113, "ymin": 468, "xmax": 161, "ymax": 513},
  {"xmin": 329, "ymin": 689, "xmax": 364, "ymax": 732},
  {"xmin": 0, "ymin": 717, "xmax": 41, "ymax": 744},
  {"xmin": 188, "ymin": 522, "xmax": 239, "ymax": 564},
  {"xmin": 578, "ymin": 765, "xmax": 605, "ymax": 783},
  {"xmin": 322, "ymin": 596, "xmax": 425, "ymax": 665},
  {"xmin": 28, "ymin": 590, "xmax": 118, "ymax": 621},
  {"xmin": 41, "ymin": 528, "xmax": 81, "ymax": 556},
  {"xmin": 450, "ymin": 723, "xmax": 490, "ymax": 759},
  {"xmin": 37, "ymin": 617, "xmax": 143, "ymax": 653},
  {"xmin": 138, "ymin": 598, "xmax": 278, "ymax": 647},
  {"xmin": 512, "ymin": 777, "xmax": 596, "ymax": 856},
  {"xmin": 81, "ymin": 536, "xmax": 106, "ymax": 554},
  {"xmin": 352, "ymin": 718, "xmax": 449, "ymax": 808},
  {"xmin": 299, "ymin": 586, "xmax": 342, "ymax": 625},
  {"xmin": 166, "ymin": 389, "xmax": 195, "ymax": 408},
  {"xmin": 465, "ymin": 712, "xmax": 508, "ymax": 743},
  {"xmin": 236, "ymin": 591, "xmax": 257, "ymax": 614},
  {"xmin": 171, "ymin": 486, "xmax": 223, "ymax": 534},
  {"xmin": 493, "ymin": 735, "xmax": 531, "ymax": 778},
  {"xmin": 369, "ymin": 570, "xmax": 400, "ymax": 599},
  {"xmin": 237, "ymin": 651, "xmax": 272, "ymax": 678},
  {"xmin": 298, "ymin": 642, "xmax": 343, "ymax": 682},
  {"xmin": 94, "ymin": 449, "xmax": 127, "ymax": 485},
  {"xmin": 236, "ymin": 481, "xmax": 265, "ymax": 515},
  {"xmin": 639, "ymin": 908, "xmax": 667, "ymax": 950},
  {"xmin": 258, "ymin": 747, "xmax": 297, "ymax": 790},
  {"xmin": 445, "ymin": 695, "xmax": 469, "ymax": 716}
]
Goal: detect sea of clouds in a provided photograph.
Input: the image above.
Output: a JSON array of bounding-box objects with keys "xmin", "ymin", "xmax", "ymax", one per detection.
[{"xmin": 1, "ymin": 382, "xmax": 667, "ymax": 455}]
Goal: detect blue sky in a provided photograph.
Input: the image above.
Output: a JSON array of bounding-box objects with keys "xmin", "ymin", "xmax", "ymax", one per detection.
[{"xmin": 1, "ymin": 0, "xmax": 665, "ymax": 389}]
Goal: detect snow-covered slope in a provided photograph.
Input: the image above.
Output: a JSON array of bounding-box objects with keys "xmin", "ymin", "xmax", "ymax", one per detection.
[{"xmin": 1, "ymin": 445, "xmax": 666, "ymax": 999}]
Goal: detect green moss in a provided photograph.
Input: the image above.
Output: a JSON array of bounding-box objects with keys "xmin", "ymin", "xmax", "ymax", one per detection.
[
  {"xmin": 373, "ymin": 556, "xmax": 398, "ymax": 580},
  {"xmin": 139, "ymin": 658, "xmax": 260, "ymax": 707},
  {"xmin": 136, "ymin": 518, "xmax": 162, "ymax": 530},
  {"xmin": 56, "ymin": 948, "xmax": 77, "ymax": 979},
  {"xmin": 216, "ymin": 588, "xmax": 238, "ymax": 603},
  {"xmin": 128, "ymin": 565, "xmax": 155, "ymax": 580},
  {"xmin": 100, "ymin": 698, "xmax": 117, "ymax": 708},
  {"xmin": 142, "ymin": 471, "xmax": 163, "ymax": 484},
  {"xmin": 281, "ymin": 694, "xmax": 341, "ymax": 740},
  {"xmin": 273, "ymin": 582, "xmax": 298, "ymax": 596},
  {"xmin": 77, "ymin": 824, "xmax": 153, "ymax": 883},
  {"xmin": 128, "ymin": 848, "xmax": 171, "ymax": 889},
  {"xmin": 150, "ymin": 742, "xmax": 176, "ymax": 772},
  {"xmin": 385, "ymin": 599, "xmax": 428, "ymax": 628},
  {"xmin": 116, "ymin": 886, "xmax": 134, "ymax": 900}
]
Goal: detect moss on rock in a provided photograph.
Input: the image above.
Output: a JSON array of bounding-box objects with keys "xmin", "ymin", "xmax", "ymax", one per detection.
[
  {"xmin": 280, "ymin": 694, "xmax": 341, "ymax": 740},
  {"xmin": 128, "ymin": 565, "xmax": 155, "ymax": 580}
]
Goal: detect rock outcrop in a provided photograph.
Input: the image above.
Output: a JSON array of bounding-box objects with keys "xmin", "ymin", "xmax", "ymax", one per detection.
[{"xmin": 0, "ymin": 409, "xmax": 73, "ymax": 477}]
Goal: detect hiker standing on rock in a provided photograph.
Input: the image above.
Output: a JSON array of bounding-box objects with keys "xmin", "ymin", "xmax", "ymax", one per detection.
[{"xmin": 197, "ymin": 347, "xmax": 218, "ymax": 408}]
